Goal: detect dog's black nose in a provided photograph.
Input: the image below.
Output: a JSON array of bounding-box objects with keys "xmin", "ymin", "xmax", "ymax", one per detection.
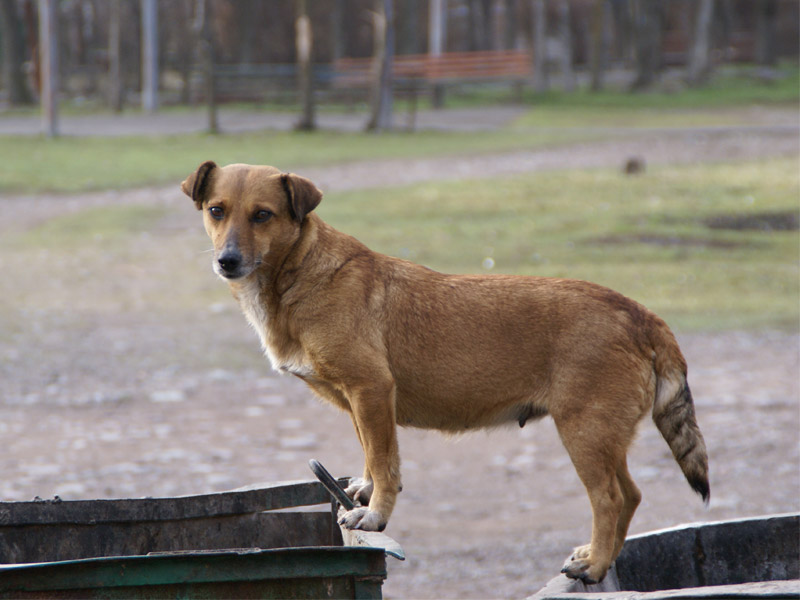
[{"xmin": 217, "ymin": 249, "xmax": 242, "ymax": 274}]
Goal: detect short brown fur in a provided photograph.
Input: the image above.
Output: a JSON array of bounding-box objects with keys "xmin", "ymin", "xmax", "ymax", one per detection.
[{"xmin": 181, "ymin": 162, "xmax": 709, "ymax": 584}]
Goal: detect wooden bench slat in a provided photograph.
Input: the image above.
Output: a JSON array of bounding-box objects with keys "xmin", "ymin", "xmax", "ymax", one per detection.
[{"xmin": 333, "ymin": 50, "xmax": 531, "ymax": 87}]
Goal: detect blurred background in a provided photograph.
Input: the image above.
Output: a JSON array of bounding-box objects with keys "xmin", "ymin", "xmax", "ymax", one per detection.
[
  {"xmin": 1, "ymin": 0, "xmax": 799, "ymax": 131},
  {"xmin": 0, "ymin": 2, "xmax": 798, "ymax": 599}
]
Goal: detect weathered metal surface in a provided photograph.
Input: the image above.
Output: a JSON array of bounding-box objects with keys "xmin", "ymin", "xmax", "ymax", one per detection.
[
  {"xmin": 531, "ymin": 580, "xmax": 800, "ymax": 600},
  {"xmin": 530, "ymin": 514, "xmax": 799, "ymax": 600},
  {"xmin": 0, "ymin": 547, "xmax": 386, "ymax": 599},
  {"xmin": 0, "ymin": 510, "xmax": 336, "ymax": 564},
  {"xmin": 337, "ymin": 507, "xmax": 406, "ymax": 561},
  {"xmin": 0, "ymin": 479, "xmax": 336, "ymax": 526},
  {"xmin": 615, "ymin": 513, "xmax": 799, "ymax": 591},
  {"xmin": 0, "ymin": 478, "xmax": 402, "ymax": 599}
]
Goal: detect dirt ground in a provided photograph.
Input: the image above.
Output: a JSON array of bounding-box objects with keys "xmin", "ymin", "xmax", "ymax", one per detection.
[{"xmin": 0, "ymin": 109, "xmax": 798, "ymax": 599}]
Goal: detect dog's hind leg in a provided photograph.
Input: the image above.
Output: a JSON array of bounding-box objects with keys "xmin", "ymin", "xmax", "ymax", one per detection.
[
  {"xmin": 553, "ymin": 408, "xmax": 630, "ymax": 584},
  {"xmin": 611, "ymin": 456, "xmax": 641, "ymax": 562}
]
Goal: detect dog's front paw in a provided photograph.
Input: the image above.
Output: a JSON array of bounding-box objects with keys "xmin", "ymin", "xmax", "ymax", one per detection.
[
  {"xmin": 338, "ymin": 507, "xmax": 386, "ymax": 532},
  {"xmin": 560, "ymin": 549, "xmax": 606, "ymax": 585},
  {"xmin": 568, "ymin": 544, "xmax": 591, "ymax": 561},
  {"xmin": 344, "ymin": 478, "xmax": 374, "ymax": 506}
]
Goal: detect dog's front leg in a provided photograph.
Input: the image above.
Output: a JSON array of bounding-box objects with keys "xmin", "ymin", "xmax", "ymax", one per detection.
[
  {"xmin": 338, "ymin": 379, "xmax": 401, "ymax": 532},
  {"xmin": 344, "ymin": 416, "xmax": 375, "ymax": 506}
]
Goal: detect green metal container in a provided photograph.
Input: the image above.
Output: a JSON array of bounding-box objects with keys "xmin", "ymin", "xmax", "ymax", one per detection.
[{"xmin": 0, "ymin": 479, "xmax": 404, "ymax": 599}]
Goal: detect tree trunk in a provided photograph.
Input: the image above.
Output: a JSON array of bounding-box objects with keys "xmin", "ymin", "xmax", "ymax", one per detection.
[
  {"xmin": 108, "ymin": 0, "xmax": 123, "ymax": 112},
  {"xmin": 531, "ymin": 0, "xmax": 548, "ymax": 93},
  {"xmin": 630, "ymin": 0, "xmax": 662, "ymax": 91},
  {"xmin": 557, "ymin": 0, "xmax": 574, "ymax": 92},
  {"xmin": 589, "ymin": 0, "xmax": 609, "ymax": 91},
  {"xmin": 331, "ymin": 0, "xmax": 345, "ymax": 61},
  {"xmin": 194, "ymin": 0, "xmax": 217, "ymax": 134},
  {"xmin": 295, "ymin": 0, "xmax": 315, "ymax": 131},
  {"xmin": 38, "ymin": 0, "xmax": 58, "ymax": 137},
  {"xmin": 0, "ymin": 0, "xmax": 34, "ymax": 105},
  {"xmin": 366, "ymin": 0, "xmax": 393, "ymax": 132},
  {"xmin": 687, "ymin": 0, "xmax": 715, "ymax": 86},
  {"xmin": 755, "ymin": 0, "xmax": 778, "ymax": 67},
  {"xmin": 503, "ymin": 0, "xmax": 520, "ymax": 50},
  {"xmin": 140, "ymin": 0, "xmax": 159, "ymax": 112},
  {"xmin": 468, "ymin": 0, "xmax": 490, "ymax": 51},
  {"xmin": 399, "ymin": 0, "xmax": 421, "ymax": 54},
  {"xmin": 428, "ymin": 0, "xmax": 446, "ymax": 108},
  {"xmin": 237, "ymin": 0, "xmax": 258, "ymax": 63}
]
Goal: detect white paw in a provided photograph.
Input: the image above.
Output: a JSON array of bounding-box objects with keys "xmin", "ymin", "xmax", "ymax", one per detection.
[
  {"xmin": 344, "ymin": 478, "xmax": 374, "ymax": 505},
  {"xmin": 338, "ymin": 507, "xmax": 386, "ymax": 532}
]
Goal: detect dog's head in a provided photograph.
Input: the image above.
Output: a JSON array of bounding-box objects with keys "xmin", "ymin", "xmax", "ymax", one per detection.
[{"xmin": 181, "ymin": 161, "xmax": 322, "ymax": 280}]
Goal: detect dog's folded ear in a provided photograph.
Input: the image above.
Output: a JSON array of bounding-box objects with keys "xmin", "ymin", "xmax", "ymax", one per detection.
[
  {"xmin": 181, "ymin": 161, "xmax": 217, "ymax": 210},
  {"xmin": 281, "ymin": 173, "xmax": 323, "ymax": 222}
]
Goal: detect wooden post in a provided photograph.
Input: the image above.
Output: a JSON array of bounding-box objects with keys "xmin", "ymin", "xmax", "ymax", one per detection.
[
  {"xmin": 141, "ymin": 0, "xmax": 158, "ymax": 112},
  {"xmin": 38, "ymin": 0, "xmax": 58, "ymax": 137}
]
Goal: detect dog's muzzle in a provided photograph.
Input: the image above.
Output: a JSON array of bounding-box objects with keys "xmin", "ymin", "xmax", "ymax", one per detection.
[{"xmin": 216, "ymin": 246, "xmax": 244, "ymax": 279}]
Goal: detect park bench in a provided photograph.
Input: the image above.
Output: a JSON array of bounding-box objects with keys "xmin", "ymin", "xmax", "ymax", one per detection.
[
  {"xmin": 333, "ymin": 49, "xmax": 531, "ymax": 87},
  {"xmin": 333, "ymin": 50, "xmax": 532, "ymax": 122}
]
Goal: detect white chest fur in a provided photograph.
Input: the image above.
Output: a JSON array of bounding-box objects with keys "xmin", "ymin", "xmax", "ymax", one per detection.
[{"xmin": 235, "ymin": 279, "xmax": 316, "ymax": 379}]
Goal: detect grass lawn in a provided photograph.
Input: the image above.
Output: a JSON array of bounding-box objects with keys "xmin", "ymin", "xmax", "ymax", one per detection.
[
  {"xmin": 0, "ymin": 127, "xmax": 601, "ymax": 195},
  {"xmin": 318, "ymin": 157, "xmax": 799, "ymax": 332},
  {"xmin": 6, "ymin": 156, "xmax": 794, "ymax": 333}
]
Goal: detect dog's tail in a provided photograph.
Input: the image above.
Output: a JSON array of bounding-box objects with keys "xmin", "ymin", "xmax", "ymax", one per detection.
[{"xmin": 650, "ymin": 320, "xmax": 710, "ymax": 504}]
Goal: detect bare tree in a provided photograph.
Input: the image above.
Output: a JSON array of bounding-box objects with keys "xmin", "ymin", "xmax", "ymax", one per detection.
[
  {"xmin": 468, "ymin": 0, "xmax": 491, "ymax": 51},
  {"xmin": 556, "ymin": 0, "xmax": 575, "ymax": 92},
  {"xmin": 399, "ymin": 0, "xmax": 422, "ymax": 55},
  {"xmin": 367, "ymin": 0, "xmax": 394, "ymax": 132},
  {"xmin": 331, "ymin": 0, "xmax": 345, "ymax": 61},
  {"xmin": 589, "ymin": 0, "xmax": 610, "ymax": 91},
  {"xmin": 295, "ymin": 0, "xmax": 315, "ymax": 131},
  {"xmin": 630, "ymin": 0, "xmax": 662, "ymax": 91},
  {"xmin": 429, "ymin": 0, "xmax": 446, "ymax": 108},
  {"xmin": 38, "ymin": 0, "xmax": 58, "ymax": 137},
  {"xmin": 531, "ymin": 0, "xmax": 548, "ymax": 93},
  {"xmin": 141, "ymin": 0, "xmax": 158, "ymax": 112},
  {"xmin": 194, "ymin": 0, "xmax": 217, "ymax": 133},
  {"xmin": 687, "ymin": 0, "xmax": 715, "ymax": 86},
  {"xmin": 755, "ymin": 0, "xmax": 778, "ymax": 67},
  {"xmin": 0, "ymin": 0, "xmax": 34, "ymax": 105},
  {"xmin": 108, "ymin": 0, "xmax": 123, "ymax": 112}
]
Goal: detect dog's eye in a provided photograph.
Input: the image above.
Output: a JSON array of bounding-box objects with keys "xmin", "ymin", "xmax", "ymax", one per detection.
[
  {"xmin": 253, "ymin": 210, "xmax": 273, "ymax": 223},
  {"xmin": 209, "ymin": 206, "xmax": 224, "ymax": 220}
]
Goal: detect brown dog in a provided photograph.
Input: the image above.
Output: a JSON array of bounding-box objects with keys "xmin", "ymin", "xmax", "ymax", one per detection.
[{"xmin": 181, "ymin": 161, "xmax": 709, "ymax": 584}]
